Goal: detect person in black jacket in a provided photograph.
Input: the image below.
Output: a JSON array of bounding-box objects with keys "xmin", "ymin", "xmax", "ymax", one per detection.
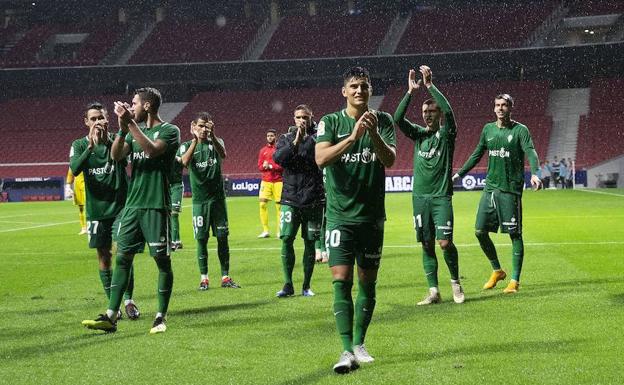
[{"xmin": 273, "ymin": 104, "xmax": 325, "ymax": 297}]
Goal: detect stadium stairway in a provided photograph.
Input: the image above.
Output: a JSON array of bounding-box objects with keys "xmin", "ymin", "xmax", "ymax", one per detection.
[
  {"xmin": 241, "ymin": 17, "xmax": 278, "ymax": 61},
  {"xmin": 546, "ymin": 88, "xmax": 590, "ymax": 161},
  {"xmin": 115, "ymin": 20, "xmax": 157, "ymax": 65},
  {"xmin": 375, "ymin": 11, "xmax": 411, "ymax": 56},
  {"xmin": 160, "ymin": 102, "xmax": 189, "ymax": 124}
]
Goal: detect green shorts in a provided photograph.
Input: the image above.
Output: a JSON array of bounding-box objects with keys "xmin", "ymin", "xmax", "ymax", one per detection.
[
  {"xmin": 170, "ymin": 183, "xmax": 183, "ymax": 213},
  {"xmin": 475, "ymin": 189, "xmax": 522, "ymax": 234},
  {"xmin": 115, "ymin": 208, "xmax": 170, "ymax": 257},
  {"xmin": 325, "ymin": 219, "xmax": 384, "ymax": 269},
  {"xmin": 87, "ymin": 216, "xmax": 119, "ymax": 249},
  {"xmin": 280, "ymin": 204, "xmax": 323, "ymax": 241},
  {"xmin": 192, "ymin": 198, "xmax": 229, "ymax": 241},
  {"xmin": 412, "ymin": 195, "xmax": 454, "ymax": 242}
]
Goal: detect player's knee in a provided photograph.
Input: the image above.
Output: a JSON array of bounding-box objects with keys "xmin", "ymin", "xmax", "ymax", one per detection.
[
  {"xmin": 475, "ymin": 230, "xmax": 487, "ymax": 240},
  {"xmin": 509, "ymin": 232, "xmax": 523, "ymax": 241},
  {"xmin": 421, "ymin": 240, "xmax": 434, "ymax": 253},
  {"xmin": 154, "ymin": 255, "xmax": 172, "ymax": 272},
  {"xmin": 115, "ymin": 253, "xmax": 133, "ymax": 269},
  {"xmin": 438, "ymin": 239, "xmax": 450, "ymax": 250}
]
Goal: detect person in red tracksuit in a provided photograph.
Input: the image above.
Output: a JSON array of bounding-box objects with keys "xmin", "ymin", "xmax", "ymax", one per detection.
[{"xmin": 257, "ymin": 128, "xmax": 283, "ymax": 238}]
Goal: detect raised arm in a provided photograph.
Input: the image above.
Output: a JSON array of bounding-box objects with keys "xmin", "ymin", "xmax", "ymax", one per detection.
[
  {"xmin": 208, "ymin": 122, "xmax": 226, "ymax": 159},
  {"xmin": 393, "ymin": 69, "xmax": 426, "ymax": 140},
  {"xmin": 114, "ymin": 101, "xmax": 168, "ymax": 159},
  {"xmin": 421, "ymin": 65, "xmax": 456, "ymax": 135},
  {"xmin": 180, "ymin": 139, "xmax": 198, "ymax": 167}
]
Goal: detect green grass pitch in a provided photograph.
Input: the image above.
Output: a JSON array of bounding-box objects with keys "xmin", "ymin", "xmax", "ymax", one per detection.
[{"xmin": 0, "ymin": 189, "xmax": 623, "ymax": 385}]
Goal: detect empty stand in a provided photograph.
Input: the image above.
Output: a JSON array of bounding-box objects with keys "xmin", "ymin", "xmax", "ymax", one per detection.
[
  {"xmin": 397, "ymin": 2, "xmax": 556, "ymax": 54},
  {"xmin": 128, "ymin": 18, "xmax": 260, "ymax": 64},
  {"xmin": 1, "ymin": 23, "xmax": 127, "ymax": 68},
  {"xmin": 261, "ymin": 13, "xmax": 392, "ymax": 60},
  {"xmin": 575, "ymin": 78, "xmax": 624, "ymax": 167}
]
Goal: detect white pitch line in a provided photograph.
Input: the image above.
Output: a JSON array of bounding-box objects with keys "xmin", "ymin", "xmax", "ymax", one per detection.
[
  {"xmin": 0, "ymin": 220, "xmax": 43, "ymax": 225},
  {"xmin": 577, "ymin": 189, "xmax": 624, "ymax": 197},
  {"xmin": 0, "ymin": 221, "xmax": 76, "ymax": 233},
  {"xmin": 5, "ymin": 240, "xmax": 623, "ymax": 257}
]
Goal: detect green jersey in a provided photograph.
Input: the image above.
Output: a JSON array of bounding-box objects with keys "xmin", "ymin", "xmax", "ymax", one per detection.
[
  {"xmin": 393, "ymin": 85, "xmax": 456, "ymax": 197},
  {"xmin": 183, "ymin": 139, "xmax": 226, "ymax": 202},
  {"xmin": 457, "ymin": 121, "xmax": 539, "ymax": 196},
  {"xmin": 316, "ymin": 109, "xmax": 396, "ymax": 223},
  {"xmin": 69, "ymin": 134, "xmax": 128, "ymax": 220},
  {"xmin": 124, "ymin": 122, "xmax": 180, "ymax": 209}
]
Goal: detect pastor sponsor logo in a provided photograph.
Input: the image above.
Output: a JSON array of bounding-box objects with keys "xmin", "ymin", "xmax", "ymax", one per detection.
[
  {"xmin": 341, "ymin": 147, "xmax": 375, "ymax": 164},
  {"xmin": 195, "ymin": 158, "xmax": 216, "ymax": 168},
  {"xmin": 417, "ymin": 147, "xmax": 440, "ymax": 159},
  {"xmin": 133, "ymin": 151, "xmax": 149, "ymax": 160},
  {"xmin": 88, "ymin": 163, "xmax": 115, "ymax": 175},
  {"xmin": 488, "ymin": 147, "xmax": 510, "ymax": 158}
]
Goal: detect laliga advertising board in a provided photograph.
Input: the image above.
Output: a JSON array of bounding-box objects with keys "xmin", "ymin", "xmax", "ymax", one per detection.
[{"xmin": 224, "ymin": 171, "xmax": 586, "ymax": 196}]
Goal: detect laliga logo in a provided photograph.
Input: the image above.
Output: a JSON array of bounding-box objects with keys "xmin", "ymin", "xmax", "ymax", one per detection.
[{"xmin": 462, "ymin": 175, "xmax": 477, "ymax": 190}]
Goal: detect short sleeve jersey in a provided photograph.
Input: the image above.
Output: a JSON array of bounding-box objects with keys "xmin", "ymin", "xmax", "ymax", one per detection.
[
  {"xmin": 459, "ymin": 121, "xmax": 537, "ymax": 195},
  {"xmin": 124, "ymin": 122, "xmax": 180, "ymax": 209},
  {"xmin": 316, "ymin": 109, "xmax": 396, "ymax": 223},
  {"xmin": 69, "ymin": 134, "xmax": 128, "ymax": 220},
  {"xmin": 184, "ymin": 139, "xmax": 226, "ymax": 202}
]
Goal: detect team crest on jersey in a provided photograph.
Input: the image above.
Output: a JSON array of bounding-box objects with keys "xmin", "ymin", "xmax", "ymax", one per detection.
[
  {"xmin": 208, "ymin": 144, "xmax": 213, "ymax": 151},
  {"xmin": 507, "ymin": 134, "xmax": 513, "ymax": 142},
  {"xmin": 317, "ymin": 121, "xmax": 325, "ymax": 136}
]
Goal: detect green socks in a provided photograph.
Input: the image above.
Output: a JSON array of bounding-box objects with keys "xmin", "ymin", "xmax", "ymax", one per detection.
[
  {"xmin": 422, "ymin": 247, "xmax": 439, "ymax": 288},
  {"xmin": 333, "ymin": 280, "xmax": 354, "ymax": 352},
  {"xmin": 280, "ymin": 238, "xmax": 295, "ymax": 285},
  {"xmin": 476, "ymin": 231, "xmax": 501, "ymax": 270},
  {"xmin": 216, "ymin": 236, "xmax": 230, "ymax": 277},
  {"xmin": 443, "ymin": 243, "xmax": 459, "ymax": 281},
  {"xmin": 353, "ymin": 280, "xmax": 376, "ymax": 346},
  {"xmin": 99, "ymin": 269, "xmax": 112, "ymax": 299},
  {"xmin": 171, "ymin": 212, "xmax": 180, "ymax": 243},
  {"xmin": 511, "ymin": 234, "xmax": 524, "ymax": 281},
  {"xmin": 197, "ymin": 240, "xmax": 208, "ymax": 275},
  {"xmin": 123, "ymin": 265, "xmax": 135, "ymax": 301},
  {"xmin": 108, "ymin": 253, "xmax": 134, "ymax": 312},
  {"xmin": 302, "ymin": 239, "xmax": 315, "ymax": 290},
  {"xmin": 155, "ymin": 255, "xmax": 173, "ymax": 314}
]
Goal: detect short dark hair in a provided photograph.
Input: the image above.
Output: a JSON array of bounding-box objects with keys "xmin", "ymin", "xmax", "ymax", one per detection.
[
  {"xmin": 495, "ymin": 93, "xmax": 514, "ymax": 107},
  {"xmin": 294, "ymin": 104, "xmax": 313, "ymax": 115},
  {"xmin": 267, "ymin": 128, "xmax": 277, "ymax": 134},
  {"xmin": 422, "ymin": 98, "xmax": 440, "ymax": 111},
  {"xmin": 135, "ymin": 87, "xmax": 162, "ymax": 112},
  {"xmin": 84, "ymin": 101, "xmax": 106, "ymax": 118},
  {"xmin": 192, "ymin": 111, "xmax": 213, "ymax": 123},
  {"xmin": 342, "ymin": 66, "xmax": 370, "ymax": 84}
]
